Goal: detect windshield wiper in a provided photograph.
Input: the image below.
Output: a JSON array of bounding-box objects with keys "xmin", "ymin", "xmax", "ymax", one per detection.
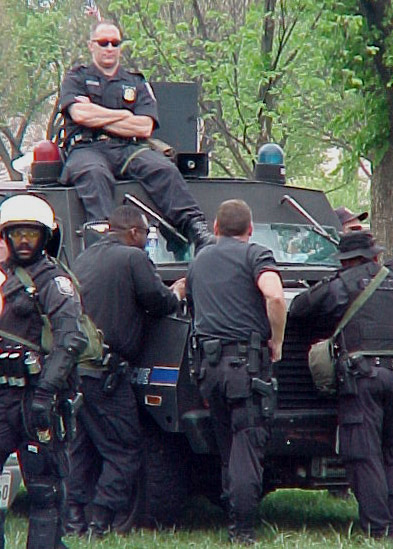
[{"xmin": 280, "ymin": 194, "xmax": 339, "ymax": 246}]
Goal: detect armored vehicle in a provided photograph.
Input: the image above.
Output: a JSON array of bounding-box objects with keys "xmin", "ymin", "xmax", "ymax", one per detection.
[{"xmin": 1, "ymin": 83, "xmax": 345, "ymax": 528}]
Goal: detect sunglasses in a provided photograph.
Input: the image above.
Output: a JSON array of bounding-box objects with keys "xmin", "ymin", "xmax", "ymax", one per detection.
[
  {"xmin": 8, "ymin": 228, "xmax": 41, "ymax": 241},
  {"xmin": 92, "ymin": 39, "xmax": 122, "ymax": 48}
]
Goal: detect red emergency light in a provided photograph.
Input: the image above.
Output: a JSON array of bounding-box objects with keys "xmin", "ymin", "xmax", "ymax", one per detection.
[{"xmin": 31, "ymin": 140, "xmax": 63, "ymax": 186}]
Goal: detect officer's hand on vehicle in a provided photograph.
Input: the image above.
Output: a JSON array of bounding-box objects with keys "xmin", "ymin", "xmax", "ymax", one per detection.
[
  {"xmin": 31, "ymin": 387, "xmax": 54, "ymax": 430},
  {"xmin": 170, "ymin": 277, "xmax": 186, "ymax": 300},
  {"xmin": 268, "ymin": 339, "xmax": 283, "ymax": 363}
]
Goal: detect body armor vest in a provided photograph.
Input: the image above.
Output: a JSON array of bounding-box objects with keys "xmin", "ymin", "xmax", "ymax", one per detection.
[{"xmin": 339, "ymin": 262, "xmax": 393, "ymax": 354}]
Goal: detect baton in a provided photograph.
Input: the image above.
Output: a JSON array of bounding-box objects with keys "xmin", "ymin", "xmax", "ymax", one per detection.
[{"xmin": 124, "ymin": 194, "xmax": 188, "ymax": 244}]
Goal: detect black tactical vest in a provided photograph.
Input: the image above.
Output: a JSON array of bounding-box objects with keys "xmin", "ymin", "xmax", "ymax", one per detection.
[{"xmin": 339, "ymin": 261, "xmax": 393, "ymax": 354}]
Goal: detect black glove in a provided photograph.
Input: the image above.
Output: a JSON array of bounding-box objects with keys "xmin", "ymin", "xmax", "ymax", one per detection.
[{"xmin": 31, "ymin": 387, "xmax": 54, "ymax": 430}]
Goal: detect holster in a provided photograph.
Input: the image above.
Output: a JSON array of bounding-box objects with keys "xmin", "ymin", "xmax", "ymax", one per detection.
[
  {"xmin": 248, "ymin": 331, "xmax": 277, "ymax": 419},
  {"xmin": 57, "ymin": 392, "xmax": 83, "ymax": 442},
  {"xmin": 251, "ymin": 377, "xmax": 277, "ymax": 419},
  {"xmin": 336, "ymin": 332, "xmax": 358, "ymax": 396},
  {"xmin": 102, "ymin": 352, "xmax": 128, "ymax": 395}
]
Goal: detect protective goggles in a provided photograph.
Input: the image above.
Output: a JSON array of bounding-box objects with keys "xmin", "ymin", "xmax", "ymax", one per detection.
[{"xmin": 7, "ymin": 227, "xmax": 41, "ymax": 242}]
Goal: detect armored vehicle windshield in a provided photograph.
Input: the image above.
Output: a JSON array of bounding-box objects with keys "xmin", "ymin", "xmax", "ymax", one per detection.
[
  {"xmin": 251, "ymin": 223, "xmax": 340, "ymax": 266},
  {"xmin": 150, "ymin": 222, "xmax": 340, "ymax": 267}
]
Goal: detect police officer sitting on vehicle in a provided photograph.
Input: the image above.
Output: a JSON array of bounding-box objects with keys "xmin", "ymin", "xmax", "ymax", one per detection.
[
  {"xmin": 65, "ymin": 205, "xmax": 185, "ymax": 539},
  {"xmin": 290, "ymin": 230, "xmax": 393, "ymax": 539},
  {"xmin": 59, "ymin": 19, "xmax": 214, "ymax": 253},
  {"xmin": 0, "ymin": 194, "xmax": 88, "ymax": 549},
  {"xmin": 186, "ymin": 199, "xmax": 287, "ymax": 545}
]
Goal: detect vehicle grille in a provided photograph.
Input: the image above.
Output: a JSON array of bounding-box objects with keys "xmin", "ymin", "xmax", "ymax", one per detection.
[{"xmin": 274, "ymin": 321, "xmax": 337, "ymax": 409}]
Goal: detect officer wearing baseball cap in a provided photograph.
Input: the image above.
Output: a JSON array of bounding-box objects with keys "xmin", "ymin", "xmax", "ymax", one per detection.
[{"xmin": 334, "ymin": 206, "xmax": 368, "ymax": 233}]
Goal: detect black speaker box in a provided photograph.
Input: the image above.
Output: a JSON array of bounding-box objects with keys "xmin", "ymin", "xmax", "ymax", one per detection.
[{"xmin": 151, "ymin": 82, "xmax": 198, "ymax": 153}]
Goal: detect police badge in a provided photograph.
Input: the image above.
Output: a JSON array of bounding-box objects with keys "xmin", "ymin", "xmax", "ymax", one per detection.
[{"xmin": 123, "ymin": 86, "xmax": 136, "ymax": 102}]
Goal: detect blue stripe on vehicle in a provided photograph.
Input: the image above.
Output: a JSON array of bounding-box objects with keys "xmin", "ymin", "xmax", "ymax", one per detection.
[{"xmin": 149, "ymin": 367, "xmax": 179, "ymax": 386}]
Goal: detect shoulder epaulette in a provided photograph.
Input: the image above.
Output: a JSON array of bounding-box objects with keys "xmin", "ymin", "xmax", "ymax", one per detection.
[
  {"xmin": 69, "ymin": 63, "xmax": 88, "ymax": 73},
  {"xmin": 125, "ymin": 68, "xmax": 145, "ymax": 78}
]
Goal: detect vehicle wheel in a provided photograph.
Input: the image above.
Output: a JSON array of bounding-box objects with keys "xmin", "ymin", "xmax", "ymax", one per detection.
[{"xmin": 113, "ymin": 415, "xmax": 191, "ymax": 531}]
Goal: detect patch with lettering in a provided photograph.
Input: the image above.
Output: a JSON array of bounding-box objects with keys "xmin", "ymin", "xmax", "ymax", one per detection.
[
  {"xmin": 54, "ymin": 276, "xmax": 75, "ymax": 296},
  {"xmin": 123, "ymin": 86, "xmax": 136, "ymax": 102},
  {"xmin": 85, "ymin": 79, "xmax": 100, "ymax": 86}
]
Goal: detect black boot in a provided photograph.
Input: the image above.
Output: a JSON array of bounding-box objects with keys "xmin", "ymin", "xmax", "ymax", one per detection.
[
  {"xmin": 228, "ymin": 510, "xmax": 257, "ymax": 545},
  {"xmin": 87, "ymin": 504, "xmax": 114, "ymax": 541},
  {"xmin": 186, "ymin": 217, "xmax": 216, "ymax": 254},
  {"xmin": 65, "ymin": 503, "xmax": 87, "ymax": 536}
]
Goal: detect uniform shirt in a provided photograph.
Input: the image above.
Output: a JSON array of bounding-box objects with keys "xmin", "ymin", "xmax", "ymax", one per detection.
[
  {"xmin": 73, "ymin": 235, "xmax": 179, "ymax": 361},
  {"xmin": 0, "ymin": 254, "xmax": 83, "ymax": 388},
  {"xmin": 60, "ymin": 63, "xmax": 159, "ymax": 145},
  {"xmin": 186, "ymin": 236, "xmax": 279, "ymax": 342}
]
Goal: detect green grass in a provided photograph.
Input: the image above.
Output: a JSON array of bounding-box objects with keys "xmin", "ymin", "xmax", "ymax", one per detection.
[{"xmin": 5, "ymin": 489, "xmax": 393, "ymax": 548}]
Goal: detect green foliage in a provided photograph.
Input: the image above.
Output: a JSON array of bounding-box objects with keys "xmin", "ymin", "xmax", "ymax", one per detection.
[
  {"xmin": 2, "ymin": 0, "xmax": 393, "ymax": 215},
  {"xmin": 107, "ymin": 0, "xmax": 377, "ymax": 209}
]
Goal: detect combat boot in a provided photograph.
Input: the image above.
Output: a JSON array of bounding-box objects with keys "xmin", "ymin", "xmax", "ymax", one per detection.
[
  {"xmin": 65, "ymin": 503, "xmax": 87, "ymax": 536},
  {"xmin": 186, "ymin": 217, "xmax": 216, "ymax": 254},
  {"xmin": 228, "ymin": 513, "xmax": 257, "ymax": 546},
  {"xmin": 87, "ymin": 504, "xmax": 113, "ymax": 542}
]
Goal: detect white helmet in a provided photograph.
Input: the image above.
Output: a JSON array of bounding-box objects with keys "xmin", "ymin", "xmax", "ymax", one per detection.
[{"xmin": 0, "ymin": 194, "xmax": 56, "ymax": 233}]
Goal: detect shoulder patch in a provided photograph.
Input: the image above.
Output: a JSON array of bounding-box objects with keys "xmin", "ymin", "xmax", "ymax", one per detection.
[{"xmin": 54, "ymin": 276, "xmax": 75, "ymax": 297}]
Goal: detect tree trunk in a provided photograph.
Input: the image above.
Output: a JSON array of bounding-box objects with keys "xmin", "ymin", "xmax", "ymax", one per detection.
[{"xmin": 371, "ymin": 144, "xmax": 393, "ymax": 257}]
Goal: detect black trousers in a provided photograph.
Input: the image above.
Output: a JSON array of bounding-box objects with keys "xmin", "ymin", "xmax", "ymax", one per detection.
[
  {"xmin": 67, "ymin": 374, "xmax": 142, "ymax": 513},
  {"xmin": 199, "ymin": 355, "xmax": 271, "ymax": 531},
  {"xmin": 338, "ymin": 366, "xmax": 393, "ymax": 536},
  {"xmin": 60, "ymin": 141, "xmax": 204, "ymax": 227},
  {"xmin": 0, "ymin": 385, "xmax": 68, "ymax": 549}
]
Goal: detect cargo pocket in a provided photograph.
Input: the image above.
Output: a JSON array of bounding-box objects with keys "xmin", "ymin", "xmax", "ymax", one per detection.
[
  {"xmin": 223, "ymin": 360, "xmax": 252, "ymax": 401},
  {"xmin": 339, "ymin": 409, "xmax": 369, "ymax": 459}
]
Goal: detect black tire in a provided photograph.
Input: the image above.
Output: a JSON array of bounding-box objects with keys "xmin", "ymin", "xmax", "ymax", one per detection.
[{"xmin": 113, "ymin": 415, "xmax": 191, "ymax": 531}]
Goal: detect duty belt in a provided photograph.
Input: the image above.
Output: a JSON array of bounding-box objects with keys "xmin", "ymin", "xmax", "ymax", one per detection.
[
  {"xmin": 68, "ymin": 133, "xmax": 142, "ymax": 148},
  {"xmin": 200, "ymin": 341, "xmax": 249, "ymax": 360}
]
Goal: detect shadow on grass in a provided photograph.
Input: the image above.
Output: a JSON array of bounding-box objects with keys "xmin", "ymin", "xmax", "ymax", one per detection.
[{"xmin": 179, "ymin": 488, "xmax": 359, "ymax": 534}]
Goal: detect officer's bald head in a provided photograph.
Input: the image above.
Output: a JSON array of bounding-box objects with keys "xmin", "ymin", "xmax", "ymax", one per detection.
[
  {"xmin": 215, "ymin": 199, "xmax": 252, "ymax": 238},
  {"xmin": 90, "ymin": 20, "xmax": 121, "ymax": 40}
]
